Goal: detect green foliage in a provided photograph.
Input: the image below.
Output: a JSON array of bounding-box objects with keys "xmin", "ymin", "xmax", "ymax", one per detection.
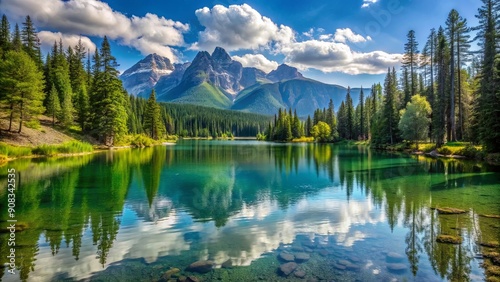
[
  {"xmin": 46, "ymin": 84, "xmax": 61, "ymax": 125},
  {"xmin": 311, "ymin": 121, "xmax": 331, "ymax": 142},
  {"xmin": 456, "ymin": 144, "xmax": 480, "ymax": 158},
  {"xmin": 421, "ymin": 143, "xmax": 436, "ymax": 153},
  {"xmin": 143, "ymin": 90, "xmax": 165, "ymax": 140},
  {"xmin": 437, "ymin": 147, "xmax": 452, "ymax": 155},
  {"xmin": 398, "ymin": 94, "xmax": 432, "ymax": 145},
  {"xmin": 32, "ymin": 141, "xmax": 93, "ymax": 156},
  {"xmin": 129, "ymin": 134, "xmax": 155, "ymax": 147},
  {"xmin": 89, "ymin": 36, "xmax": 128, "ymax": 146},
  {"xmin": 0, "ymin": 142, "xmax": 32, "ymax": 157},
  {"xmin": 0, "ymin": 50, "xmax": 45, "ymax": 133}
]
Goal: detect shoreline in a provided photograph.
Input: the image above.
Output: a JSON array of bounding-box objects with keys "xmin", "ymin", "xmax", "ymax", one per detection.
[{"xmin": 0, "ymin": 141, "xmax": 177, "ymax": 165}]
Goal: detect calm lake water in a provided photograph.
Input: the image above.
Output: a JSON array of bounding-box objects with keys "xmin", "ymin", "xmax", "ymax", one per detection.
[{"xmin": 1, "ymin": 141, "xmax": 500, "ymax": 282}]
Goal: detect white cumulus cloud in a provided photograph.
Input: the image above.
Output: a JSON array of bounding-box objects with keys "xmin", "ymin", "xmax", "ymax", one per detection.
[
  {"xmin": 38, "ymin": 31, "xmax": 96, "ymax": 54},
  {"xmin": 191, "ymin": 4, "xmax": 294, "ymax": 52},
  {"xmin": 361, "ymin": 0, "xmax": 379, "ymax": 8},
  {"xmin": 334, "ymin": 28, "xmax": 372, "ymax": 43},
  {"xmin": 232, "ymin": 54, "xmax": 279, "ymax": 74},
  {"xmin": 281, "ymin": 40, "xmax": 402, "ymax": 75},
  {"xmin": 0, "ymin": 0, "xmax": 189, "ymax": 62}
]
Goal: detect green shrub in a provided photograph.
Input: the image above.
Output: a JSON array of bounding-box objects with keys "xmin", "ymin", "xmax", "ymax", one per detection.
[
  {"xmin": 25, "ymin": 120, "xmax": 41, "ymax": 129},
  {"xmin": 32, "ymin": 144, "xmax": 58, "ymax": 156},
  {"xmin": 0, "ymin": 142, "xmax": 32, "ymax": 157},
  {"xmin": 421, "ymin": 144, "xmax": 436, "ymax": 153},
  {"xmin": 437, "ymin": 147, "xmax": 453, "ymax": 156},
  {"xmin": 456, "ymin": 145, "xmax": 480, "ymax": 158},
  {"xmin": 130, "ymin": 134, "xmax": 154, "ymax": 147}
]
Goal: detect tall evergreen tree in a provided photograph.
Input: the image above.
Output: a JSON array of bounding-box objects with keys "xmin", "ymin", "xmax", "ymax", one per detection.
[
  {"xmin": 46, "ymin": 83, "xmax": 61, "ymax": 126},
  {"xmin": 143, "ymin": 89, "xmax": 165, "ymax": 139},
  {"xmin": 12, "ymin": 24, "xmax": 22, "ymax": 51},
  {"xmin": 475, "ymin": 0, "xmax": 500, "ymax": 152},
  {"xmin": 90, "ymin": 36, "xmax": 128, "ymax": 145},
  {"xmin": 433, "ymin": 27, "xmax": 449, "ymax": 146},
  {"xmin": 381, "ymin": 68, "xmax": 400, "ymax": 144},
  {"xmin": 345, "ymin": 88, "xmax": 354, "ymax": 139},
  {"xmin": 21, "ymin": 15, "xmax": 41, "ymax": 67},
  {"xmin": 402, "ymin": 30, "xmax": 419, "ymax": 99},
  {"xmin": 446, "ymin": 9, "xmax": 459, "ymax": 141},
  {"xmin": 359, "ymin": 88, "xmax": 365, "ymax": 140},
  {"xmin": 0, "ymin": 14, "xmax": 11, "ymax": 52},
  {"xmin": 0, "ymin": 51, "xmax": 45, "ymax": 133}
]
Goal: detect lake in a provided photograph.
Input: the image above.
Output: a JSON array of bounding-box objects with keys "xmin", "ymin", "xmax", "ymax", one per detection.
[{"xmin": 1, "ymin": 141, "xmax": 500, "ymax": 281}]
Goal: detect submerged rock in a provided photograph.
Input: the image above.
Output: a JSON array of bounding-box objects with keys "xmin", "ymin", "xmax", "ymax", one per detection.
[
  {"xmin": 331, "ymin": 263, "xmax": 346, "ymax": 270},
  {"xmin": 486, "ymin": 265, "xmax": 500, "ymax": 276},
  {"xmin": 294, "ymin": 252, "xmax": 310, "ymax": 263},
  {"xmin": 387, "ymin": 263, "xmax": 408, "ymax": 273},
  {"xmin": 186, "ymin": 276, "xmax": 200, "ymax": 282},
  {"xmin": 279, "ymin": 262, "xmax": 298, "ymax": 276},
  {"xmin": 162, "ymin": 268, "xmax": 180, "ymax": 280},
  {"xmin": 186, "ymin": 261, "xmax": 214, "ymax": 273},
  {"xmin": 479, "ymin": 214, "xmax": 500, "ymax": 219},
  {"xmin": 318, "ymin": 250, "xmax": 329, "ymax": 257},
  {"xmin": 436, "ymin": 235, "xmax": 462, "ymax": 244},
  {"xmin": 294, "ymin": 270, "xmax": 306, "ymax": 278},
  {"xmin": 386, "ymin": 252, "xmax": 405, "ymax": 263},
  {"xmin": 278, "ymin": 252, "xmax": 295, "ymax": 262},
  {"xmin": 435, "ymin": 207, "xmax": 467, "ymax": 215}
]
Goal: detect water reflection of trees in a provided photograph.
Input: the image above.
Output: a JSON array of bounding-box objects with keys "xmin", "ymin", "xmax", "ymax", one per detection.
[{"xmin": 1, "ymin": 143, "xmax": 499, "ymax": 281}]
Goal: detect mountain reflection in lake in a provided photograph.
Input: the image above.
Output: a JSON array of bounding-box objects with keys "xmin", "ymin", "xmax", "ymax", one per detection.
[{"xmin": 0, "ymin": 141, "xmax": 499, "ymax": 281}]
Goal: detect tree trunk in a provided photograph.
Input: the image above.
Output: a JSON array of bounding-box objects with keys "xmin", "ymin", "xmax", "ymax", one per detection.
[
  {"xmin": 18, "ymin": 99, "xmax": 23, "ymax": 133},
  {"xmin": 450, "ymin": 25, "xmax": 456, "ymax": 142},
  {"xmin": 8, "ymin": 103, "xmax": 13, "ymax": 132}
]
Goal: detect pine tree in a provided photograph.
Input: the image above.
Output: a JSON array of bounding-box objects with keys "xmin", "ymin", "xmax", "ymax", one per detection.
[
  {"xmin": 46, "ymin": 84, "xmax": 61, "ymax": 125},
  {"xmin": 305, "ymin": 115, "xmax": 312, "ymax": 136},
  {"xmin": 12, "ymin": 24, "xmax": 22, "ymax": 51},
  {"xmin": 143, "ymin": 89, "xmax": 165, "ymax": 139},
  {"xmin": 345, "ymin": 88, "xmax": 354, "ymax": 139},
  {"xmin": 446, "ymin": 9, "xmax": 459, "ymax": 141},
  {"xmin": 90, "ymin": 36, "xmax": 128, "ymax": 145},
  {"xmin": 337, "ymin": 101, "xmax": 347, "ymax": 139},
  {"xmin": 0, "ymin": 14, "xmax": 11, "ymax": 52},
  {"xmin": 359, "ymin": 88, "xmax": 365, "ymax": 140},
  {"xmin": 381, "ymin": 68, "xmax": 400, "ymax": 144},
  {"xmin": 433, "ymin": 27, "xmax": 449, "ymax": 147},
  {"xmin": 326, "ymin": 99, "xmax": 338, "ymax": 139},
  {"xmin": 402, "ymin": 30, "xmax": 419, "ymax": 99},
  {"xmin": 21, "ymin": 15, "xmax": 41, "ymax": 67},
  {"xmin": 0, "ymin": 51, "xmax": 45, "ymax": 133},
  {"xmin": 456, "ymin": 15, "xmax": 471, "ymax": 140},
  {"xmin": 475, "ymin": 0, "xmax": 500, "ymax": 152}
]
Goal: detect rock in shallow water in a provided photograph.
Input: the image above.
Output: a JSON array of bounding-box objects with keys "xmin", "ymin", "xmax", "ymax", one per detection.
[
  {"xmin": 387, "ymin": 263, "xmax": 408, "ymax": 273},
  {"xmin": 386, "ymin": 252, "xmax": 405, "ymax": 263},
  {"xmin": 294, "ymin": 270, "xmax": 306, "ymax": 278},
  {"xmin": 186, "ymin": 261, "xmax": 214, "ymax": 273},
  {"xmin": 279, "ymin": 262, "xmax": 298, "ymax": 276},
  {"xmin": 279, "ymin": 252, "xmax": 295, "ymax": 262},
  {"xmin": 221, "ymin": 259, "xmax": 232, "ymax": 269},
  {"xmin": 295, "ymin": 252, "xmax": 310, "ymax": 263}
]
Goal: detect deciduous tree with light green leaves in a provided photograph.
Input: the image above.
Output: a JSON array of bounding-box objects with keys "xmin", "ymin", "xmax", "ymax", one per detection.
[
  {"xmin": 398, "ymin": 94, "xmax": 432, "ymax": 148},
  {"xmin": 311, "ymin": 121, "xmax": 331, "ymax": 143}
]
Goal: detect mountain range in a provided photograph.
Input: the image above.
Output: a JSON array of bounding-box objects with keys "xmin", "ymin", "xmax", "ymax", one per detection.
[{"xmin": 120, "ymin": 47, "xmax": 367, "ymax": 117}]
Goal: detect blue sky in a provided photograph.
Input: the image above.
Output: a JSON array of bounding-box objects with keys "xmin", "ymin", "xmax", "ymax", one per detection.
[{"xmin": 0, "ymin": 0, "xmax": 481, "ymax": 87}]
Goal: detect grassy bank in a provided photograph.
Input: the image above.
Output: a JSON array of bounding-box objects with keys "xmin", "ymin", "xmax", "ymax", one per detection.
[{"xmin": 0, "ymin": 140, "xmax": 94, "ymax": 163}]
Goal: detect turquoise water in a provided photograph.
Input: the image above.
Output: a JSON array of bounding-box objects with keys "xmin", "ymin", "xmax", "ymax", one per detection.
[{"xmin": 0, "ymin": 141, "xmax": 499, "ymax": 281}]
